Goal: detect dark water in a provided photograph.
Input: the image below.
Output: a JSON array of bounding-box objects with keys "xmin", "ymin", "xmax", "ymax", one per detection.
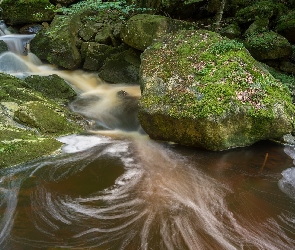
[
  {"xmin": 0, "ymin": 132, "xmax": 294, "ymax": 250},
  {"xmin": 0, "ymin": 49, "xmax": 294, "ymax": 249}
]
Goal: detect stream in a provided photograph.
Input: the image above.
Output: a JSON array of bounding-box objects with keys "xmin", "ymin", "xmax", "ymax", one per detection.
[{"xmin": 0, "ymin": 31, "xmax": 295, "ymax": 250}]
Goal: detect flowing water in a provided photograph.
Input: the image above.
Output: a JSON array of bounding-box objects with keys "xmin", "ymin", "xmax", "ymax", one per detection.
[{"xmin": 0, "ymin": 35, "xmax": 295, "ymax": 249}]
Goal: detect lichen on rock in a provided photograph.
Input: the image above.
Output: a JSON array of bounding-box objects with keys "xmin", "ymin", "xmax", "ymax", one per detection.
[{"xmin": 138, "ymin": 29, "xmax": 295, "ymax": 151}]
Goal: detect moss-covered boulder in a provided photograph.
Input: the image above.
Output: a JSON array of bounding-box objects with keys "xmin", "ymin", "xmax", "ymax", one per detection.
[
  {"xmin": 24, "ymin": 74, "xmax": 76, "ymax": 103},
  {"xmin": 0, "ymin": 73, "xmax": 83, "ymax": 168},
  {"xmin": 244, "ymin": 31, "xmax": 292, "ymax": 61},
  {"xmin": 276, "ymin": 10, "xmax": 295, "ymax": 42},
  {"xmin": 30, "ymin": 15, "xmax": 82, "ymax": 69},
  {"xmin": 138, "ymin": 30, "xmax": 295, "ymax": 151},
  {"xmin": 98, "ymin": 49, "xmax": 141, "ymax": 84},
  {"xmin": 244, "ymin": 18, "xmax": 269, "ymax": 37},
  {"xmin": 0, "ymin": 0, "xmax": 55, "ymax": 25},
  {"xmin": 235, "ymin": 1, "xmax": 287, "ymax": 24},
  {"xmin": 80, "ymin": 42, "xmax": 124, "ymax": 71},
  {"xmin": 120, "ymin": 14, "xmax": 196, "ymax": 51}
]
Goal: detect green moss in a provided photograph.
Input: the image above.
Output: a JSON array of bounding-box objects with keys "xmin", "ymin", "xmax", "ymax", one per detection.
[
  {"xmin": 0, "ymin": 0, "xmax": 55, "ymax": 25},
  {"xmin": 140, "ymin": 29, "xmax": 294, "ymax": 120},
  {"xmin": 24, "ymin": 74, "xmax": 77, "ymax": 103},
  {"xmin": 276, "ymin": 10, "xmax": 295, "ymax": 32},
  {"xmin": 235, "ymin": 1, "xmax": 280, "ymax": 23},
  {"xmin": 15, "ymin": 101, "xmax": 81, "ymax": 136},
  {"xmin": 0, "ymin": 136, "xmax": 62, "ymax": 168}
]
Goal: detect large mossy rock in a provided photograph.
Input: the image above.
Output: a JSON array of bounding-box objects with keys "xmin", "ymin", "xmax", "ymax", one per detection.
[
  {"xmin": 0, "ymin": 73, "xmax": 83, "ymax": 168},
  {"xmin": 0, "ymin": 0, "xmax": 55, "ymax": 25},
  {"xmin": 235, "ymin": 1, "xmax": 287, "ymax": 24},
  {"xmin": 138, "ymin": 30, "xmax": 295, "ymax": 151},
  {"xmin": 244, "ymin": 31, "xmax": 292, "ymax": 61},
  {"xmin": 30, "ymin": 15, "xmax": 82, "ymax": 69},
  {"xmin": 24, "ymin": 74, "xmax": 76, "ymax": 103},
  {"xmin": 120, "ymin": 14, "xmax": 196, "ymax": 51},
  {"xmin": 276, "ymin": 10, "xmax": 295, "ymax": 42}
]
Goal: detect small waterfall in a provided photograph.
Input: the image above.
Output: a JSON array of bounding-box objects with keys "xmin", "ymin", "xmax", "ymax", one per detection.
[
  {"xmin": 0, "ymin": 20, "xmax": 35, "ymax": 55},
  {"xmin": 0, "ymin": 37, "xmax": 294, "ymax": 249}
]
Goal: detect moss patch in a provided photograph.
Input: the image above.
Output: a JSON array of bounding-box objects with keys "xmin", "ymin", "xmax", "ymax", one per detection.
[{"xmin": 139, "ymin": 29, "xmax": 295, "ymax": 150}]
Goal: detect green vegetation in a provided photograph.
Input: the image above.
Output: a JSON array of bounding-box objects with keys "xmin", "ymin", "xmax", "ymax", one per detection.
[
  {"xmin": 57, "ymin": 0, "xmax": 153, "ymax": 16},
  {"xmin": 141, "ymin": 30, "xmax": 294, "ymax": 120},
  {"xmin": 208, "ymin": 39, "xmax": 244, "ymax": 55}
]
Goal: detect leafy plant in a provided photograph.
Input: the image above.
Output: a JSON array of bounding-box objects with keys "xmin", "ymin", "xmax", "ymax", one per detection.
[
  {"xmin": 209, "ymin": 39, "xmax": 244, "ymax": 55},
  {"xmin": 57, "ymin": 0, "xmax": 153, "ymax": 16}
]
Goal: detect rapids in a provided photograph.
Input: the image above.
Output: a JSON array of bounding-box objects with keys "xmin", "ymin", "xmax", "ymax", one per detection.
[{"xmin": 0, "ymin": 33, "xmax": 295, "ymax": 249}]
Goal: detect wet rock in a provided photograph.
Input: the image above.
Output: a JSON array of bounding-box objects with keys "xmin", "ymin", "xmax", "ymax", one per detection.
[
  {"xmin": 120, "ymin": 14, "xmax": 196, "ymax": 51},
  {"xmin": 19, "ymin": 24, "xmax": 43, "ymax": 34},
  {"xmin": 244, "ymin": 31, "xmax": 292, "ymax": 61},
  {"xmin": 0, "ymin": 40, "xmax": 8, "ymax": 53},
  {"xmin": 138, "ymin": 30, "xmax": 295, "ymax": 151},
  {"xmin": 30, "ymin": 15, "xmax": 82, "ymax": 69},
  {"xmin": 98, "ymin": 49, "xmax": 141, "ymax": 84},
  {"xmin": 80, "ymin": 42, "xmax": 124, "ymax": 71},
  {"xmin": 0, "ymin": 0, "xmax": 55, "ymax": 25},
  {"xmin": 0, "ymin": 72, "xmax": 83, "ymax": 168},
  {"xmin": 24, "ymin": 74, "xmax": 77, "ymax": 103},
  {"xmin": 14, "ymin": 101, "xmax": 80, "ymax": 135}
]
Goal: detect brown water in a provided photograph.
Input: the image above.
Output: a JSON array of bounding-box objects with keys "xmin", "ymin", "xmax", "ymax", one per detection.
[{"xmin": 0, "ymin": 52, "xmax": 295, "ymax": 250}]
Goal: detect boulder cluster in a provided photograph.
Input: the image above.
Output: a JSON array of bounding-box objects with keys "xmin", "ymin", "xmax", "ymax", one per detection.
[{"xmin": 0, "ymin": 0, "xmax": 295, "ymax": 153}]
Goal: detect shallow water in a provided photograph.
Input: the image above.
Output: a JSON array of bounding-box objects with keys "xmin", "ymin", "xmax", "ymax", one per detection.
[{"xmin": 0, "ymin": 50, "xmax": 295, "ymax": 249}]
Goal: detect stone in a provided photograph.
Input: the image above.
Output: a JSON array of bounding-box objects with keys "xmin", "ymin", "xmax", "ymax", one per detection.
[
  {"xmin": 120, "ymin": 14, "xmax": 196, "ymax": 51},
  {"xmin": 220, "ymin": 23, "xmax": 241, "ymax": 39},
  {"xmin": 24, "ymin": 74, "xmax": 77, "ymax": 103},
  {"xmin": 0, "ymin": 40, "xmax": 8, "ymax": 53},
  {"xmin": 244, "ymin": 31, "xmax": 292, "ymax": 61},
  {"xmin": 0, "ymin": 0, "xmax": 55, "ymax": 25},
  {"xmin": 244, "ymin": 18, "xmax": 269, "ymax": 37},
  {"xmin": 0, "ymin": 72, "xmax": 83, "ymax": 168},
  {"xmin": 80, "ymin": 42, "xmax": 124, "ymax": 71},
  {"xmin": 276, "ymin": 10, "xmax": 295, "ymax": 42},
  {"xmin": 98, "ymin": 49, "xmax": 141, "ymax": 84},
  {"xmin": 138, "ymin": 30, "xmax": 295, "ymax": 150},
  {"xmin": 30, "ymin": 15, "xmax": 82, "ymax": 69}
]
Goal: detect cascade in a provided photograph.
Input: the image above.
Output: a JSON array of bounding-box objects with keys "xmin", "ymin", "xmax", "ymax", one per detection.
[
  {"xmin": 0, "ymin": 20, "xmax": 35, "ymax": 55},
  {"xmin": 0, "ymin": 29, "xmax": 294, "ymax": 249}
]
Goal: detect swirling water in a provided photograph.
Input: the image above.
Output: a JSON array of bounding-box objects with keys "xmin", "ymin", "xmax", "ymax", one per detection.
[{"xmin": 0, "ymin": 52, "xmax": 295, "ymax": 249}]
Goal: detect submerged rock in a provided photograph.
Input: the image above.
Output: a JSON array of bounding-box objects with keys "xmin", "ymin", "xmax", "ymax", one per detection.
[{"xmin": 138, "ymin": 30, "xmax": 295, "ymax": 151}]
